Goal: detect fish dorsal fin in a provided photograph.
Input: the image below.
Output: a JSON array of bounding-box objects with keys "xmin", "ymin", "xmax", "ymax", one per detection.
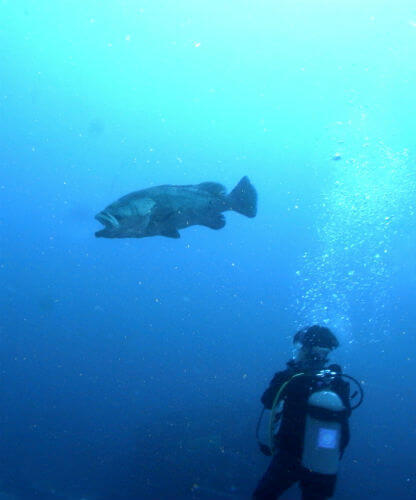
[
  {"xmin": 197, "ymin": 182, "xmax": 226, "ymax": 196},
  {"xmin": 136, "ymin": 197, "xmax": 156, "ymax": 216}
]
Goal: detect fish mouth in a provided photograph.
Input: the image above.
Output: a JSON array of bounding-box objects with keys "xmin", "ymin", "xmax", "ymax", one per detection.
[{"xmin": 95, "ymin": 211, "xmax": 120, "ymax": 228}]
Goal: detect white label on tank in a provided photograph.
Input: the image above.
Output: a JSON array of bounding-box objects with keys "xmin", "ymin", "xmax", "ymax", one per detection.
[{"xmin": 317, "ymin": 427, "xmax": 338, "ymax": 449}]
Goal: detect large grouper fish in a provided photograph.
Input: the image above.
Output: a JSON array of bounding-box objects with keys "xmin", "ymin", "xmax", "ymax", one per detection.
[{"xmin": 95, "ymin": 176, "xmax": 257, "ymax": 239}]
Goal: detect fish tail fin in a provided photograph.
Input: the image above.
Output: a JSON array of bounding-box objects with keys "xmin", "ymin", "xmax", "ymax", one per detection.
[{"xmin": 228, "ymin": 176, "xmax": 257, "ymax": 217}]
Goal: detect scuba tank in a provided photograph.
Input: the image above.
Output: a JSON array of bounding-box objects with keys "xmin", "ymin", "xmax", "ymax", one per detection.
[
  {"xmin": 301, "ymin": 389, "xmax": 345, "ymax": 474},
  {"xmin": 256, "ymin": 368, "xmax": 364, "ymax": 468}
]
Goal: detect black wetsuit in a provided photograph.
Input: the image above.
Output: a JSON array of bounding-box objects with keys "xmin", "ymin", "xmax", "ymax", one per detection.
[{"xmin": 253, "ymin": 361, "xmax": 351, "ymax": 500}]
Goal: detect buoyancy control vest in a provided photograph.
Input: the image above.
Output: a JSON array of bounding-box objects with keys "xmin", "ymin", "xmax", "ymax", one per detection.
[{"xmin": 256, "ymin": 368, "xmax": 364, "ymax": 472}]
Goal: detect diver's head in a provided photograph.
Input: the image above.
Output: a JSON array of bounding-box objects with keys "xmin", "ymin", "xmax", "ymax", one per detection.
[{"xmin": 292, "ymin": 325, "xmax": 339, "ymax": 369}]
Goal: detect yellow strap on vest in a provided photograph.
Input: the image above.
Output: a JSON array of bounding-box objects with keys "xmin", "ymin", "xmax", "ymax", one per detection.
[{"xmin": 269, "ymin": 372, "xmax": 305, "ymax": 455}]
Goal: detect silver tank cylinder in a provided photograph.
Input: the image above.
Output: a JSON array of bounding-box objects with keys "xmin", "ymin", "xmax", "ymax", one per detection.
[{"xmin": 301, "ymin": 390, "xmax": 345, "ymax": 475}]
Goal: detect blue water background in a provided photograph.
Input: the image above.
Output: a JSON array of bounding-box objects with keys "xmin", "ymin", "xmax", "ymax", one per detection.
[{"xmin": 1, "ymin": 1, "xmax": 416, "ymax": 498}]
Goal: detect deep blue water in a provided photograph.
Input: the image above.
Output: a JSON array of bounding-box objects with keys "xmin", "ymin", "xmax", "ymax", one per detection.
[{"xmin": 1, "ymin": 1, "xmax": 416, "ymax": 498}]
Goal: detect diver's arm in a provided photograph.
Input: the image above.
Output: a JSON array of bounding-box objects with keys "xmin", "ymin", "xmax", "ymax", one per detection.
[
  {"xmin": 340, "ymin": 418, "xmax": 350, "ymax": 457},
  {"xmin": 340, "ymin": 380, "xmax": 352, "ymax": 418},
  {"xmin": 340, "ymin": 380, "xmax": 351, "ymax": 456}
]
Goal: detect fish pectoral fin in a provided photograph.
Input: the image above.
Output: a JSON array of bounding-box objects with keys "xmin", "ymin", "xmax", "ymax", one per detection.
[
  {"xmin": 200, "ymin": 213, "xmax": 226, "ymax": 230},
  {"xmin": 160, "ymin": 228, "xmax": 181, "ymax": 239},
  {"xmin": 151, "ymin": 207, "xmax": 177, "ymax": 224},
  {"xmin": 160, "ymin": 210, "xmax": 177, "ymax": 222}
]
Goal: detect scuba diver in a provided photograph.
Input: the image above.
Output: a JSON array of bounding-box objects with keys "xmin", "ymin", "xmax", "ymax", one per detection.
[{"xmin": 253, "ymin": 325, "xmax": 363, "ymax": 500}]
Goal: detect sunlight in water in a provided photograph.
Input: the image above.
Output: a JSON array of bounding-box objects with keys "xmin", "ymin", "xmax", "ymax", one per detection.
[{"xmin": 295, "ymin": 143, "xmax": 415, "ymax": 338}]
